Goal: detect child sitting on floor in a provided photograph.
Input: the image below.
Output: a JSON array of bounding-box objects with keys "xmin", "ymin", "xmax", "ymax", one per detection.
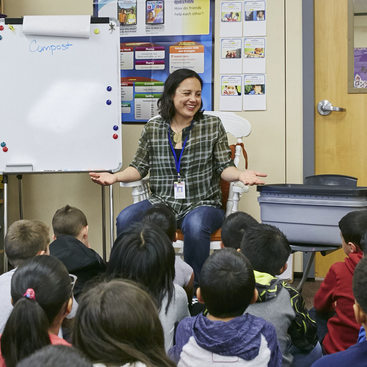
[
  {"xmin": 313, "ymin": 209, "xmax": 367, "ymax": 353},
  {"xmin": 142, "ymin": 204, "xmax": 194, "ymax": 303},
  {"xmin": 17, "ymin": 345, "xmax": 92, "ymax": 367},
  {"xmin": 106, "ymin": 222, "xmax": 189, "ymax": 351},
  {"xmin": 312, "ymin": 256, "xmax": 367, "ymax": 366},
  {"xmin": 241, "ymin": 223, "xmax": 321, "ymax": 367},
  {"xmin": 0, "ymin": 219, "xmax": 50, "ymax": 333},
  {"xmin": 169, "ymin": 248, "xmax": 281, "ymax": 366},
  {"xmin": 73, "ymin": 279, "xmax": 175, "ymax": 367},
  {"xmin": 50, "ymin": 205, "xmax": 106, "ymax": 300},
  {"xmin": 0, "ymin": 256, "xmax": 73, "ymax": 367},
  {"xmin": 221, "ymin": 211, "xmax": 258, "ymax": 249}
]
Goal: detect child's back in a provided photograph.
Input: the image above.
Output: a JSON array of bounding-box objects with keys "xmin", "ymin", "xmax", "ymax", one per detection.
[
  {"xmin": 106, "ymin": 222, "xmax": 189, "ymax": 351},
  {"xmin": 312, "ymin": 256, "xmax": 367, "ymax": 367},
  {"xmin": 73, "ymin": 279, "xmax": 175, "ymax": 367},
  {"xmin": 241, "ymin": 224, "xmax": 319, "ymax": 367},
  {"xmin": 0, "ymin": 219, "xmax": 50, "ymax": 333},
  {"xmin": 142, "ymin": 204, "xmax": 194, "ymax": 303},
  {"xmin": 50, "ymin": 235, "xmax": 105, "ymax": 299},
  {"xmin": 0, "ymin": 256, "xmax": 73, "ymax": 367},
  {"xmin": 313, "ymin": 210, "xmax": 367, "ymax": 353},
  {"xmin": 169, "ymin": 248, "xmax": 281, "ymax": 367},
  {"xmin": 50, "ymin": 205, "xmax": 106, "ymax": 300}
]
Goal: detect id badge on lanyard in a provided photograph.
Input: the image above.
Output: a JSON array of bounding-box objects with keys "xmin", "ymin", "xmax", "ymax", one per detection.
[
  {"xmin": 168, "ymin": 129, "xmax": 189, "ymax": 199},
  {"xmin": 174, "ymin": 179, "xmax": 186, "ymax": 199}
]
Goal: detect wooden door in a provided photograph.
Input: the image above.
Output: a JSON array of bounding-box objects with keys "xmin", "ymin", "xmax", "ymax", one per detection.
[{"xmin": 314, "ymin": 0, "xmax": 367, "ymax": 277}]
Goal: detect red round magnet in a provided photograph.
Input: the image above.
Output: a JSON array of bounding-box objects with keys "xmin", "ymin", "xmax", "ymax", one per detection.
[
  {"xmin": 113, "ymin": 134, "xmax": 118, "ymax": 139},
  {"xmin": 3, "ymin": 147, "xmax": 8, "ymax": 152}
]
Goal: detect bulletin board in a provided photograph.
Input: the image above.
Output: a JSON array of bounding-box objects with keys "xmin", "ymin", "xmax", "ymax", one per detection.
[
  {"xmin": 95, "ymin": 0, "xmax": 214, "ymax": 124},
  {"xmin": 0, "ymin": 16, "xmax": 122, "ymax": 173}
]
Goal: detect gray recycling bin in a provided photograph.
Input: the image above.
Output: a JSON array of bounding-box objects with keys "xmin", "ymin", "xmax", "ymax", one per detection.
[
  {"xmin": 257, "ymin": 177, "xmax": 367, "ymax": 246},
  {"xmin": 257, "ymin": 176, "xmax": 367, "ymax": 289}
]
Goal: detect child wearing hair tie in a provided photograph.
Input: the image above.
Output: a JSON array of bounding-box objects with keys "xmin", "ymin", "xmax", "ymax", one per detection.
[{"xmin": 0, "ymin": 256, "xmax": 74, "ymax": 367}]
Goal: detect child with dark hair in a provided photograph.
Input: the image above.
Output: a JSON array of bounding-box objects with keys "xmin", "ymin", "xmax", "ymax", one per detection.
[
  {"xmin": 17, "ymin": 345, "xmax": 92, "ymax": 367},
  {"xmin": 312, "ymin": 256, "xmax": 367, "ymax": 366},
  {"xmin": 0, "ymin": 220, "xmax": 50, "ymax": 333},
  {"xmin": 169, "ymin": 248, "xmax": 281, "ymax": 366},
  {"xmin": 106, "ymin": 222, "xmax": 189, "ymax": 351},
  {"xmin": 50, "ymin": 205, "xmax": 106, "ymax": 300},
  {"xmin": 142, "ymin": 204, "xmax": 194, "ymax": 302},
  {"xmin": 241, "ymin": 224, "xmax": 320, "ymax": 367},
  {"xmin": 313, "ymin": 209, "xmax": 367, "ymax": 353},
  {"xmin": 73, "ymin": 279, "xmax": 175, "ymax": 367},
  {"xmin": 0, "ymin": 256, "xmax": 74, "ymax": 367},
  {"xmin": 221, "ymin": 211, "xmax": 258, "ymax": 249}
]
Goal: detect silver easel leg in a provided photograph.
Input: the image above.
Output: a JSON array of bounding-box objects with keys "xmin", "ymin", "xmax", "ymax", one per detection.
[
  {"xmin": 109, "ymin": 184, "xmax": 114, "ymax": 250},
  {"xmin": 296, "ymin": 252, "xmax": 316, "ymax": 291},
  {"xmin": 3, "ymin": 175, "xmax": 8, "ymax": 273},
  {"xmin": 17, "ymin": 175, "xmax": 23, "ymax": 219},
  {"xmin": 101, "ymin": 185, "xmax": 107, "ymax": 261}
]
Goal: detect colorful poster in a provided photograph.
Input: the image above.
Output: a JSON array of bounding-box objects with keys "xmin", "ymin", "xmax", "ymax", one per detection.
[
  {"xmin": 98, "ymin": 0, "xmax": 210, "ymax": 37},
  {"xmin": 244, "ymin": 0, "xmax": 266, "ymax": 36},
  {"xmin": 220, "ymin": 38, "xmax": 242, "ymax": 74},
  {"xmin": 220, "ymin": 75, "xmax": 242, "ymax": 111},
  {"xmin": 243, "ymin": 37, "xmax": 265, "ymax": 73},
  {"xmin": 95, "ymin": 0, "xmax": 214, "ymax": 123},
  {"xmin": 243, "ymin": 74, "xmax": 266, "ymax": 110},
  {"xmin": 354, "ymin": 48, "xmax": 367, "ymax": 88},
  {"xmin": 220, "ymin": 1, "xmax": 242, "ymax": 37}
]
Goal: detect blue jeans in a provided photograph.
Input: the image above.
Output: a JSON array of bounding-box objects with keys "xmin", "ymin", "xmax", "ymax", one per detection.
[
  {"xmin": 116, "ymin": 199, "xmax": 153, "ymax": 235},
  {"xmin": 116, "ymin": 201, "xmax": 225, "ymax": 283},
  {"xmin": 290, "ymin": 342, "xmax": 323, "ymax": 367},
  {"xmin": 178, "ymin": 206, "xmax": 225, "ymax": 284},
  {"xmin": 309, "ymin": 307, "xmax": 334, "ymax": 344}
]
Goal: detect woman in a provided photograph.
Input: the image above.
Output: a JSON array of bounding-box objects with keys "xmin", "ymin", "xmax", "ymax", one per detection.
[{"xmin": 90, "ymin": 68, "xmax": 266, "ymax": 282}]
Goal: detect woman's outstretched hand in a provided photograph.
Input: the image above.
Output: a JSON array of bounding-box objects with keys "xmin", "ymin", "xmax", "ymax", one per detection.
[
  {"xmin": 89, "ymin": 172, "xmax": 117, "ymax": 186},
  {"xmin": 238, "ymin": 170, "xmax": 267, "ymax": 186}
]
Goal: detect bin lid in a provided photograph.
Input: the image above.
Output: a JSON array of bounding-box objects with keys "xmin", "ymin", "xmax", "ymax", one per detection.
[
  {"xmin": 304, "ymin": 174, "xmax": 357, "ymax": 186},
  {"xmin": 257, "ymin": 184, "xmax": 367, "ymax": 197}
]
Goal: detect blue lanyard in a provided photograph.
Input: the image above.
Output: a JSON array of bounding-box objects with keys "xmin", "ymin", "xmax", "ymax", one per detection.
[{"xmin": 168, "ymin": 128, "xmax": 190, "ymax": 181}]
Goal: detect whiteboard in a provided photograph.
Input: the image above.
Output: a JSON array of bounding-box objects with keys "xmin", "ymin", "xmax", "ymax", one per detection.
[{"xmin": 0, "ymin": 16, "xmax": 122, "ymax": 173}]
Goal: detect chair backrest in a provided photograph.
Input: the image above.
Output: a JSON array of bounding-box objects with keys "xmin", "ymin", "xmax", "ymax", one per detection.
[
  {"xmin": 203, "ymin": 112, "xmax": 252, "ymax": 213},
  {"xmin": 203, "ymin": 111, "xmax": 252, "ymax": 139}
]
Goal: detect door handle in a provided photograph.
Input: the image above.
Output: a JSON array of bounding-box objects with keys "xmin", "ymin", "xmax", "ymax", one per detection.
[{"xmin": 317, "ymin": 100, "xmax": 346, "ymax": 116}]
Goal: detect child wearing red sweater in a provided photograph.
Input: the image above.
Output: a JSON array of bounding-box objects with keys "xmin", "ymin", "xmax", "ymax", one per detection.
[{"xmin": 314, "ymin": 210, "xmax": 367, "ymax": 354}]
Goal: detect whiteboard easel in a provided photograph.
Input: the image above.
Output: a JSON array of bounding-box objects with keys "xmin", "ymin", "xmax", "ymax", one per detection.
[{"xmin": 0, "ymin": 16, "xmax": 121, "ymax": 270}]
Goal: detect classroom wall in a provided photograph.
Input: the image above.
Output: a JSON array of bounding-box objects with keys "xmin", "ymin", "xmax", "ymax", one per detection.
[{"xmin": 3, "ymin": 0, "xmax": 304, "ymax": 263}]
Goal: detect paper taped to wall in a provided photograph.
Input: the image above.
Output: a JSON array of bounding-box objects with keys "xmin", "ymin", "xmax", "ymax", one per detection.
[{"xmin": 23, "ymin": 15, "xmax": 91, "ymax": 38}]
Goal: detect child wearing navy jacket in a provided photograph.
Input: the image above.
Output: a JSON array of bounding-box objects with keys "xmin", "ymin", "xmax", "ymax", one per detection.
[{"xmin": 169, "ymin": 248, "xmax": 281, "ymax": 366}]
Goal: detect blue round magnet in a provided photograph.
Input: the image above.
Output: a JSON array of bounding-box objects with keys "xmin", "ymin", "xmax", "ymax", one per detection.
[
  {"xmin": 1, "ymin": 142, "xmax": 6, "ymax": 147},
  {"xmin": 106, "ymin": 100, "xmax": 112, "ymax": 105},
  {"xmin": 107, "ymin": 86, "xmax": 112, "ymax": 92},
  {"xmin": 113, "ymin": 125, "xmax": 119, "ymax": 131}
]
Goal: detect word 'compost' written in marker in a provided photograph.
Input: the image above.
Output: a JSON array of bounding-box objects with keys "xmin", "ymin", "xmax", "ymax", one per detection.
[{"xmin": 29, "ymin": 40, "xmax": 73, "ymax": 55}]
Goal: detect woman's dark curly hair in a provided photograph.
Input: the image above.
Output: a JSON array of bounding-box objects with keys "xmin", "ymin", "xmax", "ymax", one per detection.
[{"xmin": 157, "ymin": 68, "xmax": 204, "ymax": 121}]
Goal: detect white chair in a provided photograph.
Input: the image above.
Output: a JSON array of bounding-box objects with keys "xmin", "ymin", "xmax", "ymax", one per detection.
[{"xmin": 120, "ymin": 111, "xmax": 252, "ymax": 252}]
